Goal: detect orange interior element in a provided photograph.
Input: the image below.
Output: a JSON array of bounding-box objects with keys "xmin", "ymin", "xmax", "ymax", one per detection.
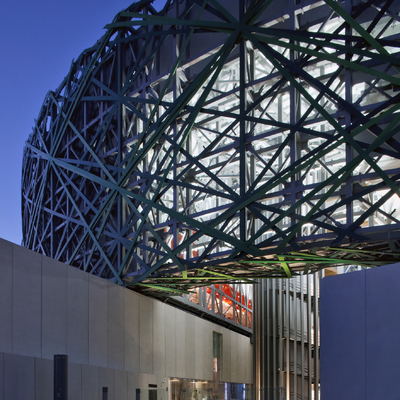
[
  {"xmin": 206, "ymin": 284, "xmax": 252, "ymax": 311},
  {"xmin": 164, "ymin": 228, "xmax": 199, "ymax": 257}
]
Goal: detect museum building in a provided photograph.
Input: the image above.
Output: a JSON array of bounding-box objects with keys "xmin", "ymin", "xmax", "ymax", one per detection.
[{"xmin": 3, "ymin": 0, "xmax": 400, "ymax": 399}]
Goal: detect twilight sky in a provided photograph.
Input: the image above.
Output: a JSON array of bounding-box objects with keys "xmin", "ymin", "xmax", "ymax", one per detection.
[{"xmin": 0, "ymin": 0, "xmax": 165, "ymax": 245}]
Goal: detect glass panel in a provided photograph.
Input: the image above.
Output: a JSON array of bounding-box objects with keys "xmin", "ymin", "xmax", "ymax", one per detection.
[{"xmin": 169, "ymin": 379, "xmax": 254, "ymax": 400}]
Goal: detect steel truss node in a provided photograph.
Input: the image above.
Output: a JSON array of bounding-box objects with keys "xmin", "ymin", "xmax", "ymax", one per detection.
[{"xmin": 22, "ymin": 0, "xmax": 400, "ymax": 295}]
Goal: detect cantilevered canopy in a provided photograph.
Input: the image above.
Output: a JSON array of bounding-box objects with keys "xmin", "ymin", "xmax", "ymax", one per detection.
[{"xmin": 22, "ymin": 0, "xmax": 400, "ymax": 294}]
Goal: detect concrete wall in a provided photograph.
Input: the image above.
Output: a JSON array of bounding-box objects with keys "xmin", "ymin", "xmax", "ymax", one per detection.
[
  {"xmin": 320, "ymin": 263, "xmax": 400, "ymax": 400},
  {"xmin": 0, "ymin": 238, "xmax": 252, "ymax": 399}
]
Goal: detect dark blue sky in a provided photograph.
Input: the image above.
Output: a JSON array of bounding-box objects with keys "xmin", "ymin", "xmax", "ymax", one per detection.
[{"xmin": 0, "ymin": 0, "xmax": 165, "ymax": 245}]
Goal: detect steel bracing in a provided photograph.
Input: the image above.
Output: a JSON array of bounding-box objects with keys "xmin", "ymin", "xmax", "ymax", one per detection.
[{"xmin": 22, "ymin": 0, "xmax": 400, "ymax": 295}]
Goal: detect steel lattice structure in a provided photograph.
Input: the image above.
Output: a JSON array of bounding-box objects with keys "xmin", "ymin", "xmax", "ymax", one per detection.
[{"xmin": 22, "ymin": 0, "xmax": 400, "ymax": 295}]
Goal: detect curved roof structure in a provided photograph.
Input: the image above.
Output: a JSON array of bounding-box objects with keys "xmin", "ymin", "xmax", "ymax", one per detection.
[{"xmin": 22, "ymin": 0, "xmax": 400, "ymax": 294}]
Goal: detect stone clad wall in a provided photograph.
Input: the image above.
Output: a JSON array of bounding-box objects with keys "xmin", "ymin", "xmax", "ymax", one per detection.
[{"xmin": 0, "ymin": 238, "xmax": 253, "ymax": 399}]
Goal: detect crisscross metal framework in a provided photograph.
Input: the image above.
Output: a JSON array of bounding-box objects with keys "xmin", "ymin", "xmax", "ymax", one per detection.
[{"xmin": 22, "ymin": 0, "xmax": 400, "ymax": 295}]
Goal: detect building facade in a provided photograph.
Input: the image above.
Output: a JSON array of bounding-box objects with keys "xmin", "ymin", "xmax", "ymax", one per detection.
[{"xmin": 21, "ymin": 0, "xmax": 400, "ymax": 291}]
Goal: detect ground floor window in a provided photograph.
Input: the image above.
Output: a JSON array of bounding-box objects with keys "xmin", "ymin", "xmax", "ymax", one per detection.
[{"xmin": 169, "ymin": 378, "xmax": 252, "ymax": 400}]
